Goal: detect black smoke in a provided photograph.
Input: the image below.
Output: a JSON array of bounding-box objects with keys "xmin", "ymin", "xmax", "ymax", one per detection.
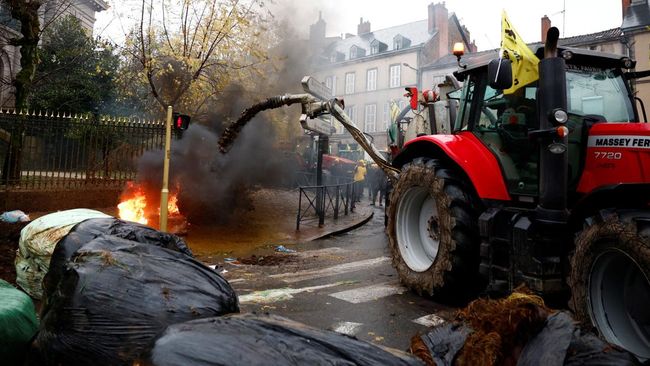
[{"xmin": 128, "ymin": 19, "xmax": 315, "ymax": 224}]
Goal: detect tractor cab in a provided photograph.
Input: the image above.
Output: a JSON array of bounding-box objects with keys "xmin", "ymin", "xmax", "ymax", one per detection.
[{"xmin": 452, "ymin": 47, "xmax": 639, "ymax": 201}]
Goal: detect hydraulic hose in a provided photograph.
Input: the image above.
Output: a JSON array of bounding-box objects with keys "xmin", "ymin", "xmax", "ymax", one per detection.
[
  {"xmin": 218, "ymin": 94, "xmax": 314, "ymax": 153},
  {"xmin": 217, "ymin": 93, "xmax": 400, "ymax": 185}
]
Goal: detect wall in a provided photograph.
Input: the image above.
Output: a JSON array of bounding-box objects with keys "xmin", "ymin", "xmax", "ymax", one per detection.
[
  {"xmin": 313, "ymin": 50, "xmax": 419, "ymax": 152},
  {"xmin": 1, "ymin": 188, "xmax": 121, "ymax": 212},
  {"xmin": 631, "ymin": 32, "xmax": 650, "ymax": 110}
]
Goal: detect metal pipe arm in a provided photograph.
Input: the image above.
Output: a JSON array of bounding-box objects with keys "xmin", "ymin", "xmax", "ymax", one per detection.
[{"xmin": 327, "ymin": 101, "xmax": 399, "ymax": 184}]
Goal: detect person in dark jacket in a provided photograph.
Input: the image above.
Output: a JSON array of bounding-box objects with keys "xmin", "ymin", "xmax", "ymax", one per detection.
[{"xmin": 367, "ymin": 163, "xmax": 386, "ymax": 206}]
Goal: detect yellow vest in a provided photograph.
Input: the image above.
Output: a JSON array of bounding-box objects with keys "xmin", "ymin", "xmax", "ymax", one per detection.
[{"xmin": 354, "ymin": 166, "xmax": 367, "ymax": 182}]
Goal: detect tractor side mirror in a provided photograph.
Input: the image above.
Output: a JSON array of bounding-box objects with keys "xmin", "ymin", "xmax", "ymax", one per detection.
[{"xmin": 488, "ymin": 58, "xmax": 513, "ymax": 90}]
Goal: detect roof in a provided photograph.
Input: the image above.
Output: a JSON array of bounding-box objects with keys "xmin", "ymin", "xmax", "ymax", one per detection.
[
  {"xmin": 325, "ymin": 19, "xmax": 434, "ymax": 62},
  {"xmin": 86, "ymin": 0, "xmax": 109, "ymax": 11},
  {"xmin": 559, "ymin": 28, "xmax": 621, "ymax": 46},
  {"xmin": 622, "ymin": 0, "xmax": 650, "ymax": 31},
  {"xmin": 422, "ymin": 49, "xmax": 496, "ymax": 70},
  {"xmin": 423, "ymin": 28, "xmax": 623, "ymax": 71}
]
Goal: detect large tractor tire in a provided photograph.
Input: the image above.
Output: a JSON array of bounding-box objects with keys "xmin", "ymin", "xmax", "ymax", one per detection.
[
  {"xmin": 387, "ymin": 158, "xmax": 482, "ymax": 303},
  {"xmin": 569, "ymin": 210, "xmax": 650, "ymax": 360}
]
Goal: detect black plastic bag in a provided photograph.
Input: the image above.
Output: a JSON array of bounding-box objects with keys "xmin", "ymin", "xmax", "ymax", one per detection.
[
  {"xmin": 139, "ymin": 313, "xmax": 424, "ymax": 366},
  {"xmin": 414, "ymin": 323, "xmax": 473, "ymax": 366},
  {"xmin": 30, "ymin": 236, "xmax": 238, "ymax": 366},
  {"xmin": 43, "ymin": 217, "xmax": 192, "ymax": 298},
  {"xmin": 517, "ymin": 312, "xmax": 639, "ymax": 366}
]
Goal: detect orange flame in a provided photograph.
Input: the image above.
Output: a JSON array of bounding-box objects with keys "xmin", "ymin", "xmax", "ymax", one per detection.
[
  {"xmin": 167, "ymin": 194, "xmax": 180, "ymax": 215},
  {"xmin": 118, "ymin": 190, "xmax": 148, "ymax": 225},
  {"xmin": 118, "ymin": 183, "xmax": 181, "ymax": 225}
]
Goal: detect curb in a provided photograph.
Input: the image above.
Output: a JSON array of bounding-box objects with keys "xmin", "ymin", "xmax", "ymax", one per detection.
[{"xmin": 303, "ymin": 206, "xmax": 375, "ymax": 241}]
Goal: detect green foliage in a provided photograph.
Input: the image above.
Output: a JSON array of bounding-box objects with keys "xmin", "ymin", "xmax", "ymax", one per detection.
[{"xmin": 29, "ymin": 16, "xmax": 120, "ymax": 114}]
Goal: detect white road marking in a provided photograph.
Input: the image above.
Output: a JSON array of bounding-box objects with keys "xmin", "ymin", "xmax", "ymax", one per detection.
[
  {"xmin": 329, "ymin": 281, "xmax": 407, "ymax": 304},
  {"xmin": 238, "ymin": 281, "xmax": 353, "ymax": 304},
  {"xmin": 270, "ymin": 257, "xmax": 390, "ymax": 283},
  {"xmin": 331, "ymin": 321, "xmax": 363, "ymax": 336},
  {"xmin": 412, "ymin": 314, "xmax": 446, "ymax": 328},
  {"xmin": 295, "ymin": 247, "xmax": 350, "ymax": 257}
]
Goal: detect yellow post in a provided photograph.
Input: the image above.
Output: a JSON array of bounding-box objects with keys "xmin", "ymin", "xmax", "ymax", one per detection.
[{"xmin": 160, "ymin": 106, "xmax": 173, "ymax": 232}]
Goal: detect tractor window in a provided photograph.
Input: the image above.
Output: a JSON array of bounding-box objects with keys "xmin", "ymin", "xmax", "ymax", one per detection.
[
  {"xmin": 454, "ymin": 79, "xmax": 475, "ymax": 131},
  {"xmin": 474, "ymin": 81, "xmax": 540, "ymax": 197},
  {"xmin": 566, "ymin": 68, "xmax": 634, "ymax": 122}
]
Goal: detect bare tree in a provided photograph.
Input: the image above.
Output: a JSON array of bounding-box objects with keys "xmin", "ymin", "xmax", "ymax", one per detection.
[{"xmin": 134, "ymin": 0, "xmax": 267, "ymax": 113}]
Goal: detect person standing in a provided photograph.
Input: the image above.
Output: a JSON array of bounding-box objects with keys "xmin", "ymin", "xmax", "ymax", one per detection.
[
  {"xmin": 368, "ymin": 164, "xmax": 387, "ymax": 206},
  {"xmin": 353, "ymin": 160, "xmax": 367, "ymax": 202},
  {"xmin": 367, "ymin": 163, "xmax": 379, "ymax": 205}
]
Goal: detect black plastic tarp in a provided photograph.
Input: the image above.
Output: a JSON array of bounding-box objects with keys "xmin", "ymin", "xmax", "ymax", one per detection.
[
  {"xmin": 139, "ymin": 314, "xmax": 424, "ymax": 366},
  {"xmin": 413, "ymin": 312, "xmax": 640, "ymax": 366},
  {"xmin": 30, "ymin": 236, "xmax": 238, "ymax": 366},
  {"xmin": 517, "ymin": 312, "xmax": 640, "ymax": 366},
  {"xmin": 43, "ymin": 217, "xmax": 192, "ymax": 298}
]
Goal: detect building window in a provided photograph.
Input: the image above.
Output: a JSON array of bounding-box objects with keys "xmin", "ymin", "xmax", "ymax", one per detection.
[
  {"xmin": 345, "ymin": 72, "xmax": 355, "ymax": 94},
  {"xmin": 383, "ymin": 102, "xmax": 390, "ymax": 130},
  {"xmin": 366, "ymin": 68, "xmax": 377, "ymax": 91},
  {"xmin": 389, "ymin": 64, "xmax": 401, "ymax": 88},
  {"xmin": 393, "ymin": 35, "xmax": 403, "ymax": 50},
  {"xmin": 350, "ymin": 46, "xmax": 357, "ymax": 59},
  {"xmin": 347, "ymin": 105, "xmax": 356, "ymax": 126},
  {"xmin": 364, "ymin": 104, "xmax": 377, "ymax": 132},
  {"xmin": 325, "ymin": 75, "xmax": 337, "ymax": 95},
  {"xmin": 371, "ymin": 43, "xmax": 378, "ymax": 55}
]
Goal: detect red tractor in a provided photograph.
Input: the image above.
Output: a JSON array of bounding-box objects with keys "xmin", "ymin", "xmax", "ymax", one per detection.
[{"xmin": 386, "ymin": 28, "xmax": 650, "ymax": 359}]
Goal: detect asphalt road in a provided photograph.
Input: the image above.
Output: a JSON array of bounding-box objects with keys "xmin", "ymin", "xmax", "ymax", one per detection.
[{"xmin": 222, "ymin": 204, "xmax": 455, "ymax": 351}]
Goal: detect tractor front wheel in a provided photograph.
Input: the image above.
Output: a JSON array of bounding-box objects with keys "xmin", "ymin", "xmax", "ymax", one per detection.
[
  {"xmin": 569, "ymin": 210, "xmax": 650, "ymax": 360},
  {"xmin": 387, "ymin": 158, "xmax": 482, "ymax": 303}
]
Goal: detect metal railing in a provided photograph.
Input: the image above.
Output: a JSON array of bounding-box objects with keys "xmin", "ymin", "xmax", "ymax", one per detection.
[
  {"xmin": 0, "ymin": 110, "xmax": 165, "ymax": 190},
  {"xmin": 296, "ymin": 181, "xmax": 356, "ymax": 230}
]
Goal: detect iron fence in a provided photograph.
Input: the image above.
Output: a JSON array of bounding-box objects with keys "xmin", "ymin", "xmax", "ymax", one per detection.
[
  {"xmin": 293, "ymin": 171, "xmax": 354, "ymax": 188},
  {"xmin": 296, "ymin": 181, "xmax": 356, "ymax": 230},
  {"xmin": 0, "ymin": 109, "xmax": 165, "ymax": 191}
]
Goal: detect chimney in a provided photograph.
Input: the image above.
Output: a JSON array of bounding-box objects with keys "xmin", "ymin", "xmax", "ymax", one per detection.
[
  {"xmin": 357, "ymin": 17, "xmax": 371, "ymax": 35},
  {"xmin": 428, "ymin": 3, "xmax": 436, "ymax": 34},
  {"xmin": 309, "ymin": 11, "xmax": 326, "ymax": 43},
  {"xmin": 428, "ymin": 3, "xmax": 449, "ymax": 57},
  {"xmin": 622, "ymin": 0, "xmax": 631, "ymax": 19},
  {"xmin": 541, "ymin": 15, "xmax": 551, "ymax": 42}
]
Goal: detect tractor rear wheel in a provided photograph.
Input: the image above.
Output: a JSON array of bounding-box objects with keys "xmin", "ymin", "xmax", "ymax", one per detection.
[
  {"xmin": 387, "ymin": 158, "xmax": 482, "ymax": 303},
  {"xmin": 569, "ymin": 210, "xmax": 650, "ymax": 360}
]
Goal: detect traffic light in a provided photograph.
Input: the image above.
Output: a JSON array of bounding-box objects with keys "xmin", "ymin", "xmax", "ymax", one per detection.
[{"xmin": 172, "ymin": 113, "xmax": 191, "ymax": 130}]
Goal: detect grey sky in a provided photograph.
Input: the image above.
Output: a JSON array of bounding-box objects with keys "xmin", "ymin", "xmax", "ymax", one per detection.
[{"xmin": 94, "ymin": 0, "xmax": 624, "ymax": 51}]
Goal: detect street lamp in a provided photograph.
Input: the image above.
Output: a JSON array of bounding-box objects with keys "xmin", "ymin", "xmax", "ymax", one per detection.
[{"xmin": 402, "ymin": 62, "xmax": 420, "ymax": 89}]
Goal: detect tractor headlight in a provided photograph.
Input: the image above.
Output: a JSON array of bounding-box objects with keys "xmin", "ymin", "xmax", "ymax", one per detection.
[
  {"xmin": 552, "ymin": 109, "xmax": 568, "ymax": 124},
  {"xmin": 548, "ymin": 143, "xmax": 567, "ymax": 154}
]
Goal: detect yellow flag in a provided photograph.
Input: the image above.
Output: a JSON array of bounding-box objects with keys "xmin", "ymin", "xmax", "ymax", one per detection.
[
  {"xmin": 390, "ymin": 101, "xmax": 401, "ymax": 123},
  {"xmin": 501, "ymin": 10, "xmax": 540, "ymax": 94}
]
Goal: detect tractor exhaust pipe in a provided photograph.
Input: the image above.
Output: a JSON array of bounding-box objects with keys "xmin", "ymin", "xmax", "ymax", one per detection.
[{"xmin": 537, "ymin": 27, "xmax": 569, "ymax": 222}]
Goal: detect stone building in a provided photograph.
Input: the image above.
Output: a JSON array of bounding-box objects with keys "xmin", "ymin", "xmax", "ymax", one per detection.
[
  {"xmin": 309, "ymin": 2, "xmax": 475, "ymax": 157},
  {"xmin": 422, "ymin": 0, "xmax": 650, "ymax": 123}
]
